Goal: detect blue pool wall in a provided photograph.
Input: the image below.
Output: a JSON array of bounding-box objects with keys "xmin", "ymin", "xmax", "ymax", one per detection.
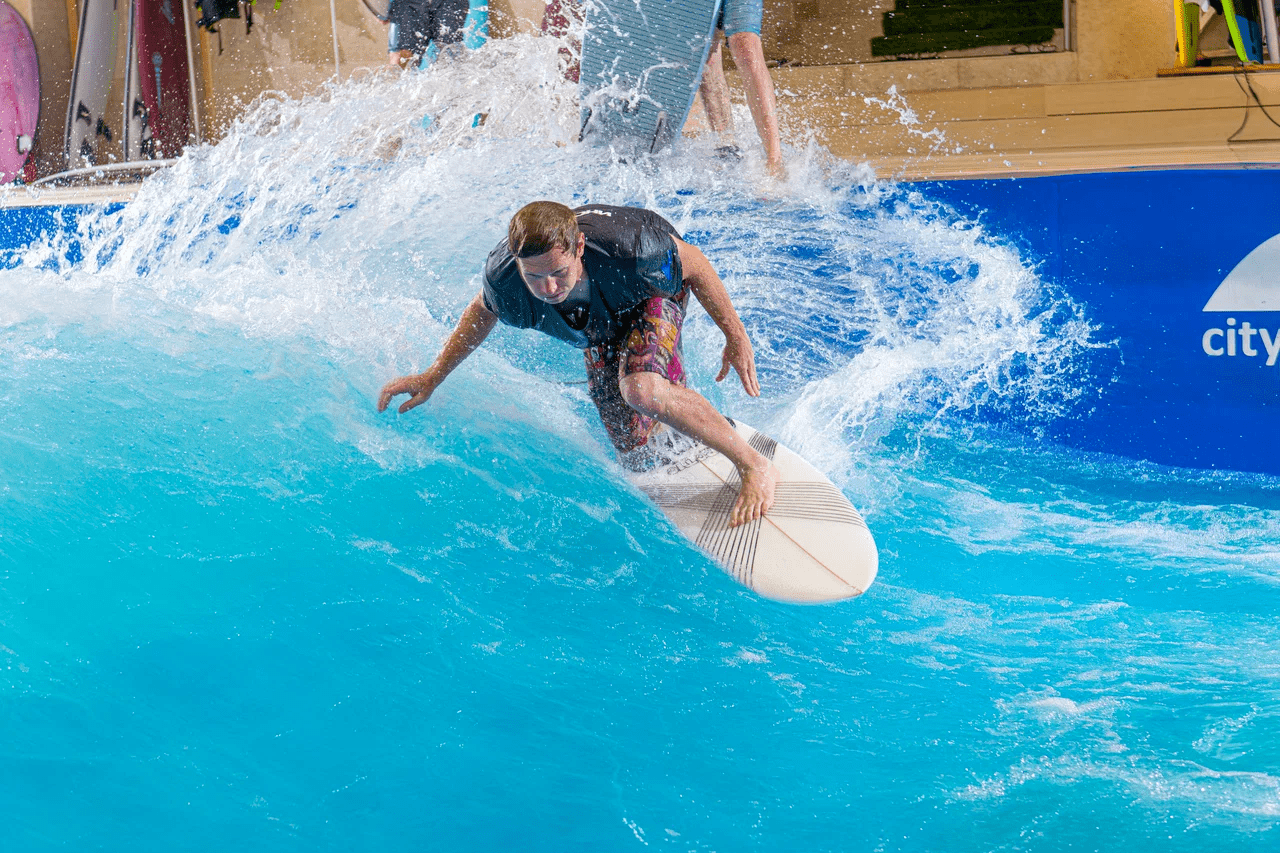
[
  {"xmin": 0, "ymin": 202, "xmax": 123, "ymax": 268},
  {"xmin": 3, "ymin": 168, "xmax": 1278, "ymax": 478},
  {"xmin": 920, "ymin": 168, "xmax": 1280, "ymax": 477}
]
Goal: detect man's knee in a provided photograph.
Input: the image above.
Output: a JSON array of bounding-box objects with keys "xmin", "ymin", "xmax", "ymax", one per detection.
[
  {"xmin": 618, "ymin": 372, "xmax": 669, "ymax": 417},
  {"xmin": 726, "ymin": 31, "xmax": 764, "ymax": 65}
]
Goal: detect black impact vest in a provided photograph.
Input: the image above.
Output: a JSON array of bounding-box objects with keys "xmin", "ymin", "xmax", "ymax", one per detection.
[{"xmin": 481, "ymin": 205, "xmax": 684, "ymax": 349}]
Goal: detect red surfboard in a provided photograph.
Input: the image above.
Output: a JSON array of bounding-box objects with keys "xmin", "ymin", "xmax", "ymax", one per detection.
[
  {"xmin": 135, "ymin": 0, "xmax": 190, "ymax": 158},
  {"xmin": 540, "ymin": 0, "xmax": 581, "ymax": 83}
]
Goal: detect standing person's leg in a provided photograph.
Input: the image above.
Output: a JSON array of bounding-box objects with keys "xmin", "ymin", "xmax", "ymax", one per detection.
[
  {"xmin": 390, "ymin": 0, "xmax": 433, "ymax": 67},
  {"xmin": 386, "ymin": 0, "xmax": 411, "ymax": 67},
  {"xmin": 541, "ymin": 0, "xmax": 583, "ymax": 82},
  {"xmin": 698, "ymin": 35, "xmax": 737, "ymax": 147},
  {"xmin": 718, "ymin": 0, "xmax": 783, "ymax": 177},
  {"xmin": 725, "ymin": 31, "xmax": 783, "ymax": 177}
]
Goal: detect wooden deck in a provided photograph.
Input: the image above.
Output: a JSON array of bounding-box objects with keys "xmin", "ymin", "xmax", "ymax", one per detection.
[{"xmin": 767, "ymin": 62, "xmax": 1280, "ymax": 180}]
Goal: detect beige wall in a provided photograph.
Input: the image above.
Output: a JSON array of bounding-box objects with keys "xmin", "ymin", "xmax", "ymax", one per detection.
[
  {"xmin": 761, "ymin": 0, "xmax": 1178, "ymax": 82},
  {"xmin": 763, "ymin": 0, "xmax": 896, "ymax": 66},
  {"xmin": 198, "ymin": 0, "xmax": 387, "ymax": 139},
  {"xmin": 198, "ymin": 0, "xmax": 551, "ymax": 137},
  {"xmin": 1076, "ymin": 0, "xmax": 1173, "ymax": 81},
  {"xmin": 496, "ymin": 0, "xmax": 548, "ymax": 35}
]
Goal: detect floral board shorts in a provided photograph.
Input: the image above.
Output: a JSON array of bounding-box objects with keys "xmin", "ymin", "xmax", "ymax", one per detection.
[{"xmin": 584, "ymin": 295, "xmax": 688, "ymax": 463}]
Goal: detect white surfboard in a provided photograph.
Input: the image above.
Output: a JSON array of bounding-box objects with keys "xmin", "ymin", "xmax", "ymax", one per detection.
[
  {"xmin": 66, "ymin": 0, "xmax": 120, "ymax": 169},
  {"xmin": 628, "ymin": 420, "xmax": 878, "ymax": 604},
  {"xmin": 578, "ymin": 0, "xmax": 721, "ymax": 152},
  {"xmin": 122, "ymin": 0, "xmax": 154, "ymax": 162}
]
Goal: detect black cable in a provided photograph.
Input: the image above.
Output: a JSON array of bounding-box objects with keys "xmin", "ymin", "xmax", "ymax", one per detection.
[{"xmin": 1228, "ymin": 64, "xmax": 1280, "ymax": 141}]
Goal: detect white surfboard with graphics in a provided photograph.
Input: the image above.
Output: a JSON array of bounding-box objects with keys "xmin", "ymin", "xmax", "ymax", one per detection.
[
  {"xmin": 578, "ymin": 0, "xmax": 721, "ymax": 152},
  {"xmin": 628, "ymin": 420, "xmax": 878, "ymax": 604},
  {"xmin": 66, "ymin": 0, "xmax": 120, "ymax": 168}
]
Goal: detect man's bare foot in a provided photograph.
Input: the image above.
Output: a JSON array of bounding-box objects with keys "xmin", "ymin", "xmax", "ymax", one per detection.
[{"xmin": 730, "ymin": 458, "xmax": 780, "ymax": 527}]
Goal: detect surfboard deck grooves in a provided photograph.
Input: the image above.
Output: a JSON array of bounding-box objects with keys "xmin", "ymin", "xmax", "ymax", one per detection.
[
  {"xmin": 629, "ymin": 420, "xmax": 878, "ymax": 604},
  {"xmin": 642, "ymin": 482, "xmax": 867, "ymax": 526},
  {"xmin": 578, "ymin": 0, "xmax": 722, "ymax": 152}
]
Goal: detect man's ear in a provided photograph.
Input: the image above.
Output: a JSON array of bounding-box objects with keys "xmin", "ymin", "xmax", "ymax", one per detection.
[{"xmin": 575, "ymin": 231, "xmax": 586, "ymax": 257}]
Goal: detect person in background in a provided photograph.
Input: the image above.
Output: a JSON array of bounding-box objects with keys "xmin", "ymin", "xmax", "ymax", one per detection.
[
  {"xmin": 386, "ymin": 0, "xmax": 469, "ymax": 68},
  {"xmin": 697, "ymin": 0, "xmax": 785, "ymax": 179}
]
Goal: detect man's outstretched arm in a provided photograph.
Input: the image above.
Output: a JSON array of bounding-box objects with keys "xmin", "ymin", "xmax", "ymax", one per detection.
[
  {"xmin": 377, "ymin": 292, "xmax": 499, "ymax": 414},
  {"xmin": 674, "ymin": 237, "xmax": 760, "ymax": 397}
]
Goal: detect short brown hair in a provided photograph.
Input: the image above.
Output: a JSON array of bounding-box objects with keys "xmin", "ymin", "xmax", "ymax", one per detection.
[{"xmin": 508, "ymin": 201, "xmax": 579, "ymax": 258}]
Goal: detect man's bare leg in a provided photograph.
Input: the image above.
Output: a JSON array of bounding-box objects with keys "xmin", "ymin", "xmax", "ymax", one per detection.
[
  {"xmin": 697, "ymin": 38, "xmax": 737, "ymax": 146},
  {"xmin": 620, "ymin": 372, "xmax": 779, "ymax": 527},
  {"xmin": 725, "ymin": 31, "xmax": 784, "ymax": 178}
]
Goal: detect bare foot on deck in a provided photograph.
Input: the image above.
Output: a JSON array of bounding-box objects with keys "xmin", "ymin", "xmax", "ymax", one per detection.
[{"xmin": 730, "ymin": 458, "xmax": 780, "ymax": 527}]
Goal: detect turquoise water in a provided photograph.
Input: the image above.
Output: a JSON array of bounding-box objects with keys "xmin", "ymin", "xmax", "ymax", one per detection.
[{"xmin": 4, "ymin": 37, "xmax": 1280, "ymax": 850}]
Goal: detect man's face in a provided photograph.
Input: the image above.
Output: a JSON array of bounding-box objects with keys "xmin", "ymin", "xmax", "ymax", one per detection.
[{"xmin": 516, "ymin": 233, "xmax": 585, "ymax": 304}]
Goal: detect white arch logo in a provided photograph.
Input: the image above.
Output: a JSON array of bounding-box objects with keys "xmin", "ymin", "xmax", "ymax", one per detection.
[
  {"xmin": 1201, "ymin": 233, "xmax": 1280, "ymax": 365},
  {"xmin": 1203, "ymin": 233, "xmax": 1280, "ymax": 311}
]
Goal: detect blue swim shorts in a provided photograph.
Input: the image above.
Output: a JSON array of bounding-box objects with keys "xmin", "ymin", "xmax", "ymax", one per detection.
[
  {"xmin": 716, "ymin": 0, "xmax": 763, "ymax": 37},
  {"xmin": 388, "ymin": 0, "xmax": 468, "ymax": 53}
]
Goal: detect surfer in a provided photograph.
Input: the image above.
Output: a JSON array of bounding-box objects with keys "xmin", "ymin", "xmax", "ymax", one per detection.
[
  {"xmin": 697, "ymin": 0, "xmax": 785, "ymax": 179},
  {"xmin": 377, "ymin": 201, "xmax": 779, "ymax": 527}
]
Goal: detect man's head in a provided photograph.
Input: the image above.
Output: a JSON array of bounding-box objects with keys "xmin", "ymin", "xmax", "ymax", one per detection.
[{"xmin": 509, "ymin": 201, "xmax": 586, "ymax": 304}]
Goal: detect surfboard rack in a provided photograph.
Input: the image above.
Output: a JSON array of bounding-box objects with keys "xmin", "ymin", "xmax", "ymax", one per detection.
[{"xmin": 32, "ymin": 159, "xmax": 177, "ymax": 188}]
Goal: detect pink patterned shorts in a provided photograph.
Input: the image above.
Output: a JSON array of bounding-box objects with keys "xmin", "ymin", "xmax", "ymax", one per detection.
[{"xmin": 584, "ymin": 296, "xmax": 688, "ymax": 455}]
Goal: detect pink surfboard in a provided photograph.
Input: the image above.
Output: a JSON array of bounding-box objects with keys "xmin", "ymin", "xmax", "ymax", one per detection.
[
  {"xmin": 135, "ymin": 0, "xmax": 189, "ymax": 158},
  {"xmin": 0, "ymin": 0, "xmax": 39, "ymax": 183}
]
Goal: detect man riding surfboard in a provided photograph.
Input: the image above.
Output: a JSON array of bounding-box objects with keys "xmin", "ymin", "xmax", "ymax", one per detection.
[{"xmin": 377, "ymin": 201, "xmax": 779, "ymax": 527}]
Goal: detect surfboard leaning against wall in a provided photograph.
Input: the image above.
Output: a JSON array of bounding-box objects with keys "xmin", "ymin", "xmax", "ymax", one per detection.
[
  {"xmin": 0, "ymin": 0, "xmax": 39, "ymax": 183},
  {"xmin": 66, "ymin": 0, "xmax": 120, "ymax": 169},
  {"xmin": 136, "ymin": 0, "xmax": 191, "ymax": 158}
]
